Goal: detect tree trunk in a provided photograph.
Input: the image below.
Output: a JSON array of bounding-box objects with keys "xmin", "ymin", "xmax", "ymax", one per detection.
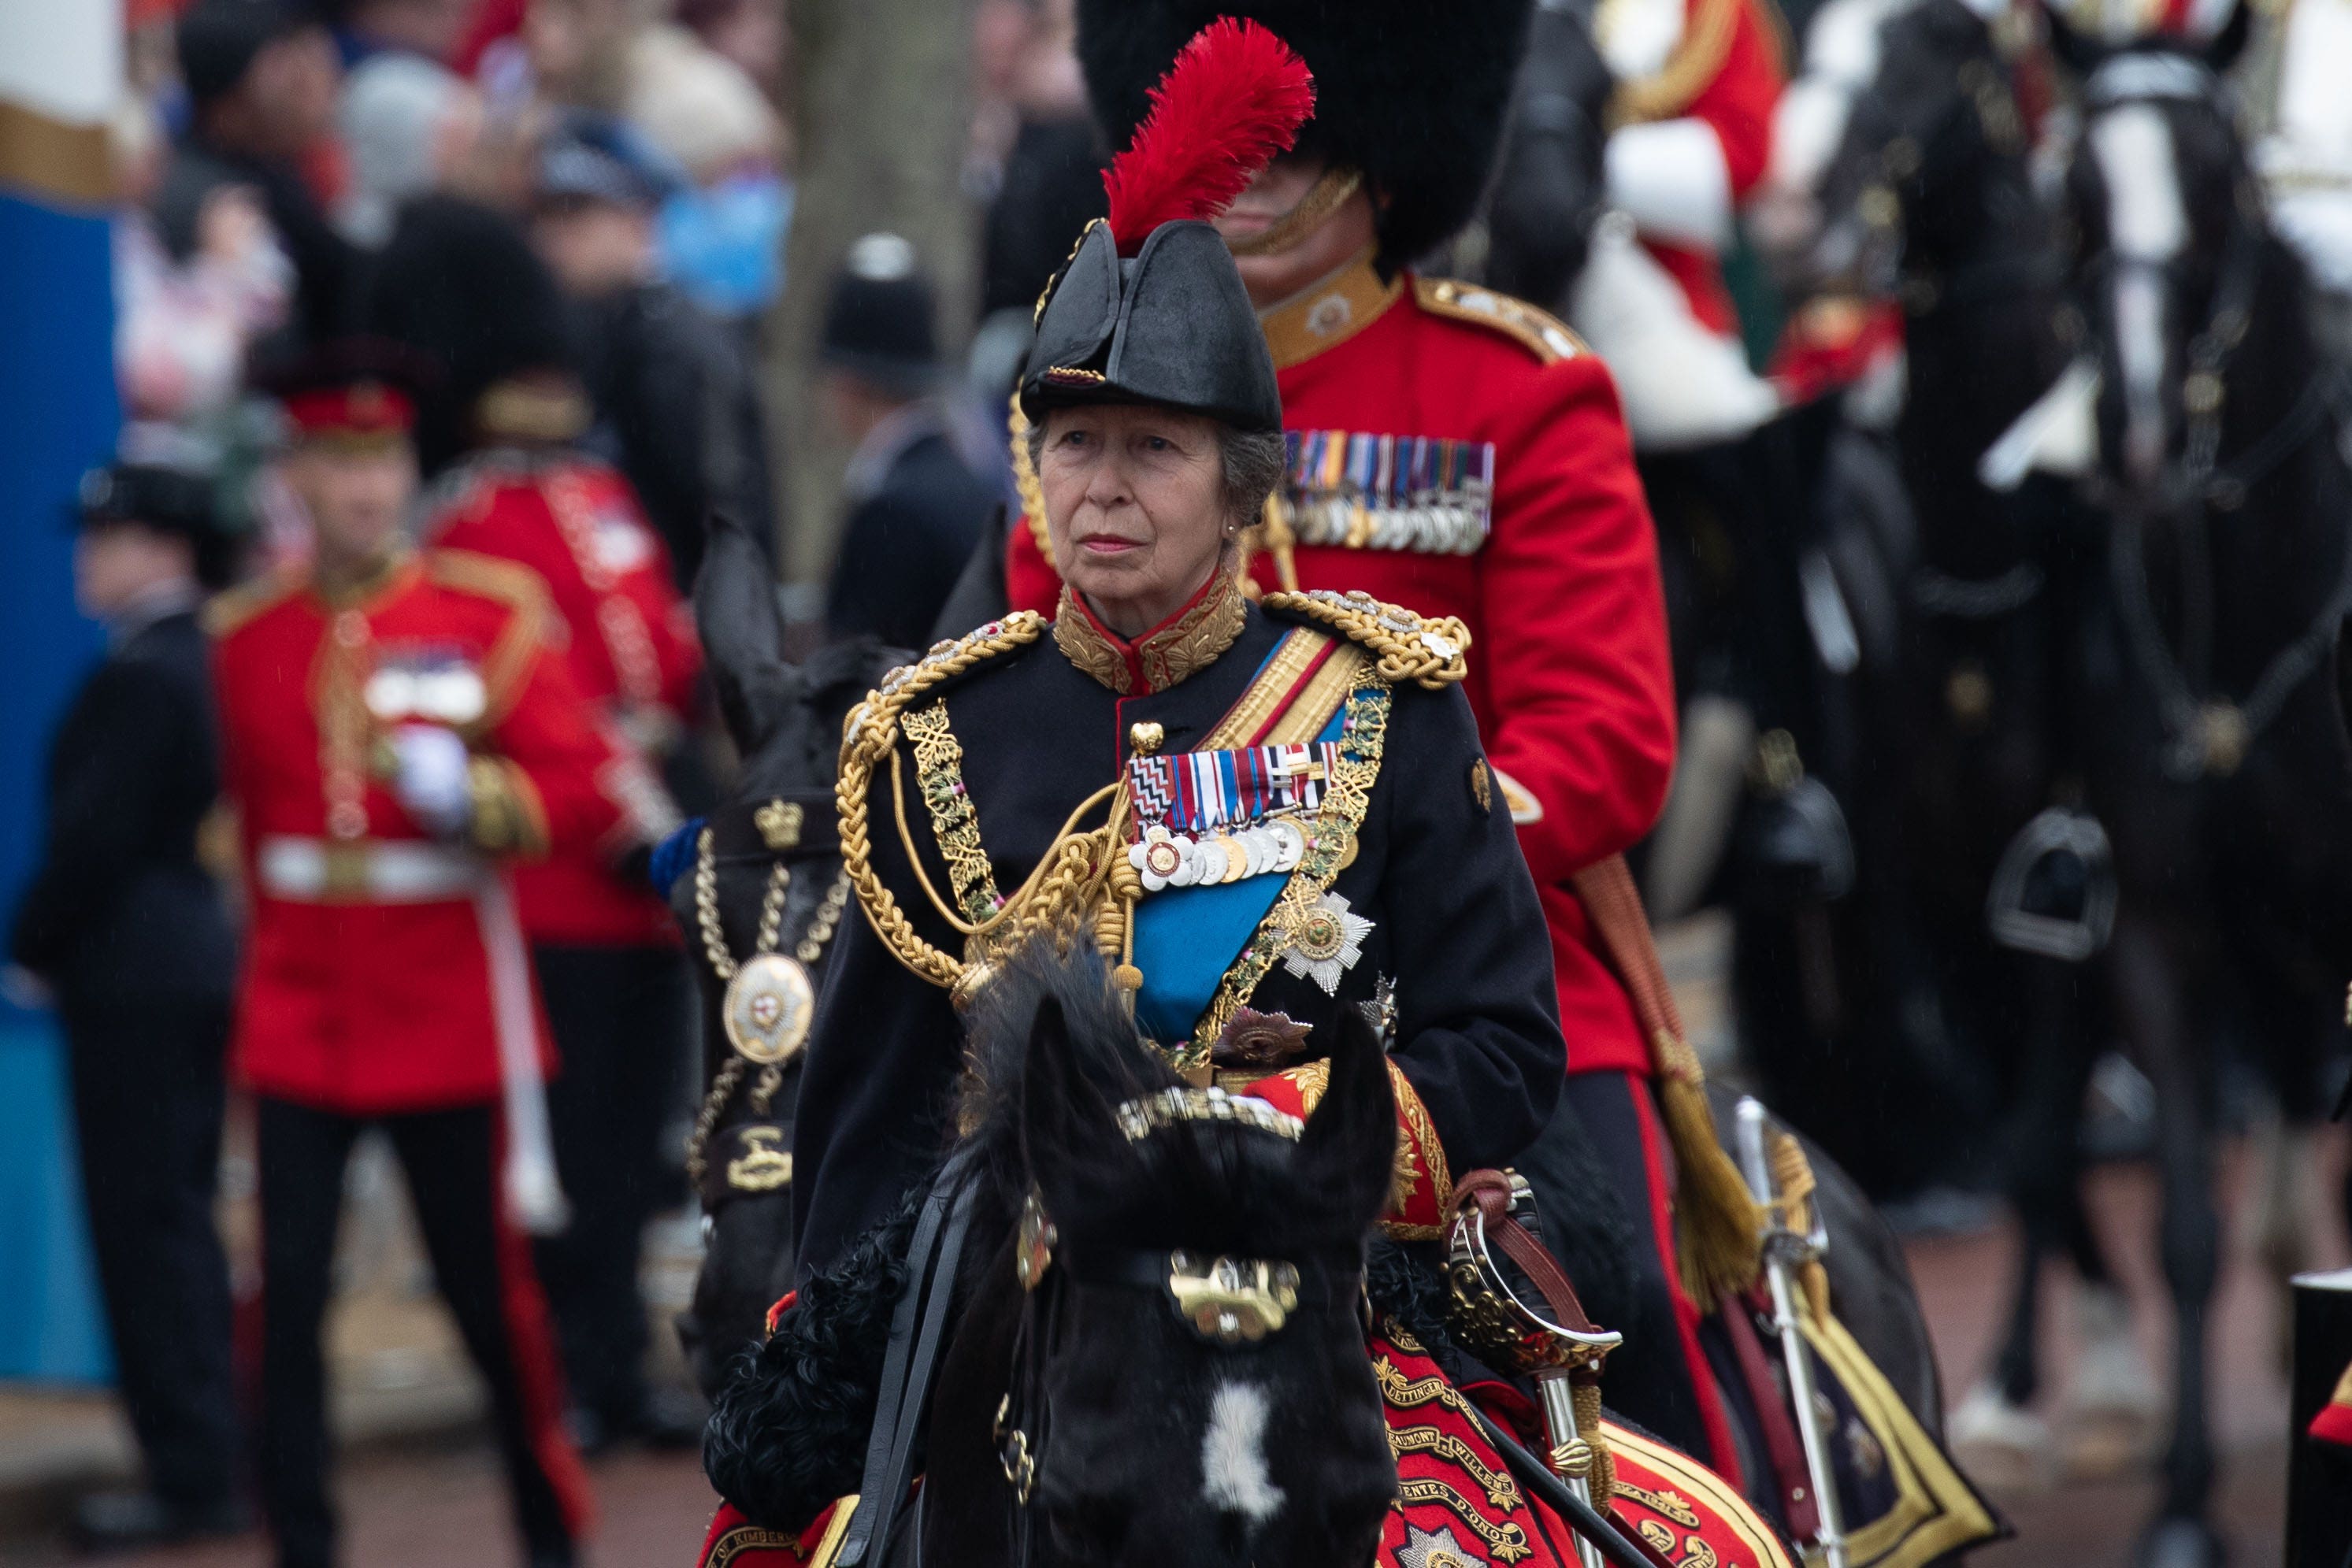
[{"xmin": 766, "ymin": 0, "xmax": 976, "ymax": 602}]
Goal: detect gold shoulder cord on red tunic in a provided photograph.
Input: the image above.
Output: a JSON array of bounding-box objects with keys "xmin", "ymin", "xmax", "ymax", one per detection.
[
  {"xmin": 202, "ymin": 569, "xmax": 302, "ymax": 638},
  {"xmin": 1600, "ymin": 0, "xmax": 1746, "ymax": 128},
  {"xmin": 540, "ymin": 465, "xmax": 663, "ymax": 712},
  {"xmin": 424, "ymin": 549, "xmax": 555, "ymax": 733}
]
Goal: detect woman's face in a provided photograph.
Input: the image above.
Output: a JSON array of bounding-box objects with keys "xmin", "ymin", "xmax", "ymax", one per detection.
[{"xmin": 1039, "ymin": 402, "xmax": 1229, "ymax": 633}]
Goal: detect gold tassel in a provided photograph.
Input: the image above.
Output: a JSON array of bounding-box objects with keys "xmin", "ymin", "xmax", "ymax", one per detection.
[
  {"xmin": 1653, "ymin": 1029, "xmax": 1764, "ymax": 1314},
  {"xmin": 1571, "ymin": 1376, "xmax": 1616, "ymax": 1507},
  {"xmin": 1770, "ymin": 1128, "xmax": 1834, "ymax": 1325}
]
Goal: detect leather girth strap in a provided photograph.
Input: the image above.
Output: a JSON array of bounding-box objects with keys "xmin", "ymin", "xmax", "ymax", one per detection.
[{"xmin": 837, "ymin": 1173, "xmax": 978, "ymax": 1567}]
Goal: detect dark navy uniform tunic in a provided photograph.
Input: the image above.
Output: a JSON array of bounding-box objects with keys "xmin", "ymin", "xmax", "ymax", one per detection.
[{"xmin": 791, "ymin": 585, "xmax": 1565, "ymax": 1278}]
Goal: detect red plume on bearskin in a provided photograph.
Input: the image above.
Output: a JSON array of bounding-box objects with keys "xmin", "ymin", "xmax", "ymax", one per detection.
[{"xmin": 1101, "ymin": 17, "xmax": 1315, "ymax": 257}]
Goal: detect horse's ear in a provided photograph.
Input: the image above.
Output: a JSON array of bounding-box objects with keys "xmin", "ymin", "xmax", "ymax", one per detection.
[
  {"xmin": 1294, "ymin": 1007, "xmax": 1399, "ymax": 1235},
  {"xmin": 2202, "ymin": 0, "xmax": 2252, "ymax": 73},
  {"xmin": 695, "ymin": 508, "xmax": 802, "ymax": 754},
  {"xmin": 1020, "ymin": 994, "xmax": 1122, "ymax": 1207},
  {"xmin": 2039, "ymin": 5, "xmax": 2105, "ymax": 82}
]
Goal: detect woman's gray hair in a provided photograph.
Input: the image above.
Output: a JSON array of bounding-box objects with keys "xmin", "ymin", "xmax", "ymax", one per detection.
[{"xmin": 1025, "ymin": 413, "xmax": 1289, "ymax": 533}]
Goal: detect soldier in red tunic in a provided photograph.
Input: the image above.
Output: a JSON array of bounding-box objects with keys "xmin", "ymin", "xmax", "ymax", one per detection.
[
  {"xmin": 1000, "ymin": 0, "xmax": 1751, "ymax": 1477},
  {"xmin": 211, "ymin": 344, "xmax": 618, "ymax": 1568},
  {"xmin": 373, "ymin": 198, "xmax": 707, "ymax": 1451}
]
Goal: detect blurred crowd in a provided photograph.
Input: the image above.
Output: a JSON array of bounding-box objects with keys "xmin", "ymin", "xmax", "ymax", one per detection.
[{"xmin": 6, "ymin": 0, "xmax": 1067, "ymax": 1562}]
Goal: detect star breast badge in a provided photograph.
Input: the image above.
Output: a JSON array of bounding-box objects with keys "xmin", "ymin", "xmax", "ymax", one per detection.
[
  {"xmin": 1280, "ymin": 891, "xmax": 1373, "ymax": 995},
  {"xmin": 1397, "ymin": 1522, "xmax": 1485, "ymax": 1568}
]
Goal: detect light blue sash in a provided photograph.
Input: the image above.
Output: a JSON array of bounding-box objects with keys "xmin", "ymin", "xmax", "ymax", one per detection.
[{"xmin": 1130, "ymin": 700, "xmax": 1348, "ymax": 1043}]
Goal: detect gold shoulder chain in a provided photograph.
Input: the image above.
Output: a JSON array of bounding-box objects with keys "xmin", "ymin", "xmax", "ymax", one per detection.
[
  {"xmin": 837, "ymin": 613, "xmax": 1050, "ymax": 991},
  {"xmin": 1263, "ymin": 589, "xmax": 1471, "ymax": 689}
]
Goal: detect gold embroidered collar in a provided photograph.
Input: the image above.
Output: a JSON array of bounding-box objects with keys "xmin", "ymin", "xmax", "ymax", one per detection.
[
  {"xmin": 1052, "ymin": 569, "xmax": 1247, "ymax": 695},
  {"xmin": 1257, "ymin": 246, "xmax": 1404, "ymax": 371}
]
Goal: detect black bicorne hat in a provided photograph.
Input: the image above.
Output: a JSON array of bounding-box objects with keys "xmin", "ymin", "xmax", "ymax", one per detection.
[
  {"xmin": 1018, "ymin": 19, "xmax": 1314, "ymax": 436},
  {"xmin": 1078, "ymin": 0, "xmax": 1535, "ymax": 272}
]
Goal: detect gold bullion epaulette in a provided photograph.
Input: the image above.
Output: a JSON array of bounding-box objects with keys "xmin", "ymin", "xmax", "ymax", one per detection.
[
  {"xmin": 427, "ymin": 547, "xmax": 553, "ymax": 621},
  {"xmin": 1263, "ymin": 588, "xmax": 1471, "ymax": 690},
  {"xmin": 1414, "ymin": 277, "xmax": 1586, "ymax": 365},
  {"xmin": 841, "ymin": 611, "xmax": 1050, "ymax": 759},
  {"xmin": 427, "ymin": 549, "xmax": 558, "ymax": 728},
  {"xmin": 201, "ymin": 569, "xmax": 301, "ymax": 638}
]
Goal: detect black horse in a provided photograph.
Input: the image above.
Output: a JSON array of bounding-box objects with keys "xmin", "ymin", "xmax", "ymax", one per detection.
[
  {"xmin": 1774, "ymin": 0, "xmax": 2165, "ymax": 1477},
  {"xmin": 1481, "ymin": 0, "xmax": 1975, "ymax": 1482},
  {"xmin": 707, "ymin": 948, "xmax": 1404, "ymax": 1565},
  {"xmin": 2048, "ymin": 19, "xmax": 2352, "ymax": 1561},
  {"xmin": 1486, "ymin": 0, "xmax": 1976, "ymax": 1213},
  {"xmin": 671, "ymin": 511, "xmax": 907, "ymax": 1397}
]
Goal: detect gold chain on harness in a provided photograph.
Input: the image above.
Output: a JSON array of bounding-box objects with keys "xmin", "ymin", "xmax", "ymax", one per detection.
[{"xmin": 683, "ymin": 826, "xmax": 851, "ymax": 1189}]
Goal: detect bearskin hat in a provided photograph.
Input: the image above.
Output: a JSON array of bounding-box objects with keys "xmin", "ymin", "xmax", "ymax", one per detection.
[
  {"xmin": 1077, "ymin": 0, "xmax": 1534, "ymax": 272},
  {"xmin": 360, "ymin": 195, "xmax": 580, "ymax": 474},
  {"xmin": 1020, "ymin": 18, "xmax": 1311, "ymax": 433}
]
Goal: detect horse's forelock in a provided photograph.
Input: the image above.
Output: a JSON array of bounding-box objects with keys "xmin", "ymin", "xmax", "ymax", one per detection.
[
  {"xmin": 954, "ymin": 943, "xmax": 1354, "ymax": 1255},
  {"xmin": 955, "ymin": 943, "xmax": 1168, "ymax": 1198}
]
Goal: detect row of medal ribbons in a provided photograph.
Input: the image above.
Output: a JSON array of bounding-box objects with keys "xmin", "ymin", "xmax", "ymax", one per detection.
[
  {"xmin": 1123, "ymin": 741, "xmax": 1340, "ymax": 894},
  {"xmin": 1272, "ymin": 429, "xmax": 1497, "ymax": 555}
]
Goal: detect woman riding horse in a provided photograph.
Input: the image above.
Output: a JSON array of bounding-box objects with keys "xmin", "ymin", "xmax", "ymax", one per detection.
[{"xmin": 696, "ymin": 23, "xmax": 1797, "ymax": 1568}]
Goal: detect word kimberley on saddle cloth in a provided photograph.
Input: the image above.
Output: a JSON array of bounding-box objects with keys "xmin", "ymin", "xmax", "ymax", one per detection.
[{"xmin": 1123, "ymin": 742, "xmax": 1340, "ymax": 891}]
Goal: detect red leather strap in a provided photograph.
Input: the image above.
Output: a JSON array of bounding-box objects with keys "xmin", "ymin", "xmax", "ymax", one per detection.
[
  {"xmin": 1719, "ymin": 1288, "xmax": 1820, "ymax": 1540},
  {"xmin": 1452, "ymin": 1169, "xmax": 1605, "ymax": 1340}
]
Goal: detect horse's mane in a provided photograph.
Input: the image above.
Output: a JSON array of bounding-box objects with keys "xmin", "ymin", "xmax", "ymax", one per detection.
[
  {"xmin": 949, "ymin": 940, "xmax": 1159, "ymax": 1218},
  {"xmin": 707, "ymin": 941, "xmax": 1647, "ymax": 1535},
  {"xmin": 955, "ymin": 943, "xmax": 1354, "ymax": 1261},
  {"xmin": 707, "ymin": 943, "xmax": 1376, "ymax": 1531}
]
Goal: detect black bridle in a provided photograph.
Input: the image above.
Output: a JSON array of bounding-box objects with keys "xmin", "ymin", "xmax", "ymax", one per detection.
[{"xmin": 2076, "ymin": 54, "xmax": 2352, "ymax": 780}]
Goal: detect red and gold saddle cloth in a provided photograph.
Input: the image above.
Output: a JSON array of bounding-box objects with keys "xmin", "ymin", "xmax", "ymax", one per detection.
[
  {"xmin": 1371, "ymin": 1330, "xmax": 1792, "ymax": 1568},
  {"xmin": 694, "ymin": 1330, "xmax": 1792, "ymax": 1568}
]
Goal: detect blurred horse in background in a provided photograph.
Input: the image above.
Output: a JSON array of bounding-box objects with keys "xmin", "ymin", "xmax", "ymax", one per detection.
[
  {"xmin": 2041, "ymin": 13, "xmax": 2352, "ymax": 1558},
  {"xmin": 670, "ymin": 512, "xmax": 905, "ymax": 1396},
  {"xmin": 1757, "ymin": 0, "xmax": 2166, "ymax": 1485}
]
